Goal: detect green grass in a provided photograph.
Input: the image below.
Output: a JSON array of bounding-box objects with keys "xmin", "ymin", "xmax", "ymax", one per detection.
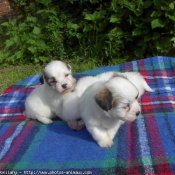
[
  {"xmin": 0, "ymin": 60, "xmax": 100, "ymax": 94},
  {"xmin": 0, "ymin": 64, "xmax": 43, "ymax": 94}
]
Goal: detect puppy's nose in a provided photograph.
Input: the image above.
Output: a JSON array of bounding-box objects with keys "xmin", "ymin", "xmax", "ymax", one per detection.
[
  {"xmin": 136, "ymin": 111, "xmax": 140, "ymax": 116},
  {"xmin": 62, "ymin": 83, "xmax": 67, "ymax": 89}
]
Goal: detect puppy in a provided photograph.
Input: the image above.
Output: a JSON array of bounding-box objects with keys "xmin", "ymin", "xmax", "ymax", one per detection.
[
  {"xmin": 24, "ymin": 60, "xmax": 77, "ymax": 125},
  {"xmin": 80, "ymin": 75, "xmax": 153, "ymax": 148},
  {"xmin": 54, "ymin": 71, "xmax": 153, "ymax": 130},
  {"xmin": 62, "ymin": 75, "xmax": 105, "ymax": 129},
  {"xmin": 96, "ymin": 71, "xmax": 153, "ymax": 97},
  {"xmin": 24, "ymin": 61, "xmax": 106, "ymax": 129}
]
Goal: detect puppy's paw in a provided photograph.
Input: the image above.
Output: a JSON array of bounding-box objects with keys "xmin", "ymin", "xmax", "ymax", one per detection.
[
  {"xmin": 98, "ymin": 138, "xmax": 114, "ymax": 148},
  {"xmin": 67, "ymin": 120, "xmax": 85, "ymax": 130},
  {"xmin": 77, "ymin": 120, "xmax": 85, "ymax": 130},
  {"xmin": 37, "ymin": 117, "xmax": 53, "ymax": 124},
  {"xmin": 67, "ymin": 121, "xmax": 78, "ymax": 130}
]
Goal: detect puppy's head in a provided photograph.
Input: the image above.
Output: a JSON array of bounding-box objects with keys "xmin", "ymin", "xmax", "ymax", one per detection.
[
  {"xmin": 43, "ymin": 61, "xmax": 76, "ymax": 94},
  {"xmin": 94, "ymin": 77, "xmax": 141, "ymax": 122}
]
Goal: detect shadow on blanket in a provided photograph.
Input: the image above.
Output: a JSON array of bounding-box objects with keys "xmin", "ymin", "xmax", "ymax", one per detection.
[
  {"xmin": 49, "ymin": 122, "xmax": 93, "ymax": 143},
  {"xmin": 1, "ymin": 56, "xmax": 175, "ymax": 175}
]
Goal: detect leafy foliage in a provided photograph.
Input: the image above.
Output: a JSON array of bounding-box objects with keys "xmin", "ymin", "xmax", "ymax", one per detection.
[{"xmin": 0, "ymin": 0, "xmax": 175, "ymax": 65}]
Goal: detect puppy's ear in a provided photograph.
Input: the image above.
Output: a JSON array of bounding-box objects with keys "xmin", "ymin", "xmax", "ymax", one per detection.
[
  {"xmin": 112, "ymin": 72, "xmax": 127, "ymax": 80},
  {"xmin": 39, "ymin": 75, "xmax": 44, "ymax": 84},
  {"xmin": 42, "ymin": 71, "xmax": 50, "ymax": 85},
  {"xmin": 67, "ymin": 64, "xmax": 71, "ymax": 71},
  {"xmin": 94, "ymin": 87, "xmax": 113, "ymax": 111}
]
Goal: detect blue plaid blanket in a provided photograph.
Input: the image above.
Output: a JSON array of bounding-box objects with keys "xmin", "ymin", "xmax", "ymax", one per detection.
[{"xmin": 0, "ymin": 56, "xmax": 175, "ymax": 175}]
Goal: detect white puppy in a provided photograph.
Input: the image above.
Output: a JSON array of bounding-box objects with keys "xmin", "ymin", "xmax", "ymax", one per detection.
[
  {"xmin": 96, "ymin": 71, "xmax": 153, "ymax": 97},
  {"xmin": 24, "ymin": 61, "xmax": 153, "ymax": 134},
  {"xmin": 24, "ymin": 60, "xmax": 106, "ymax": 129},
  {"xmin": 62, "ymin": 75, "xmax": 105, "ymax": 129},
  {"xmin": 24, "ymin": 60, "xmax": 76, "ymax": 125},
  {"xmin": 59, "ymin": 71, "xmax": 153, "ymax": 130},
  {"xmin": 80, "ymin": 74, "xmax": 153, "ymax": 148}
]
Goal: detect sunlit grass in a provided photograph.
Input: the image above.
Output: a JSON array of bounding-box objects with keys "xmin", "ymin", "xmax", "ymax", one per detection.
[{"xmin": 0, "ymin": 59, "xmax": 101, "ymax": 94}]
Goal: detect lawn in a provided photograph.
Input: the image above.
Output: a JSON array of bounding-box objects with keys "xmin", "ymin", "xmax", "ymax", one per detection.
[
  {"xmin": 0, "ymin": 60, "xmax": 100, "ymax": 94},
  {"xmin": 0, "ymin": 64, "xmax": 43, "ymax": 94}
]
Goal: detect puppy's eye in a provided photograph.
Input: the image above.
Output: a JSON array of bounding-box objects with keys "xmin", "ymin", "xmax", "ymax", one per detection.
[
  {"xmin": 123, "ymin": 104, "xmax": 130, "ymax": 109},
  {"xmin": 65, "ymin": 73, "xmax": 69, "ymax": 77},
  {"xmin": 52, "ymin": 80, "xmax": 57, "ymax": 83},
  {"xmin": 50, "ymin": 78, "xmax": 57, "ymax": 83}
]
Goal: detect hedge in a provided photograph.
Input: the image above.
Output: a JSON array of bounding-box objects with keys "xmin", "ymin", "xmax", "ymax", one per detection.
[{"xmin": 0, "ymin": 0, "xmax": 175, "ymax": 65}]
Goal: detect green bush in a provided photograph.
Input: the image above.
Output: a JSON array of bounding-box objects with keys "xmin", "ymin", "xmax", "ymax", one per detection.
[
  {"xmin": 0, "ymin": 0, "xmax": 175, "ymax": 65},
  {"xmin": 0, "ymin": 0, "xmax": 65, "ymax": 64}
]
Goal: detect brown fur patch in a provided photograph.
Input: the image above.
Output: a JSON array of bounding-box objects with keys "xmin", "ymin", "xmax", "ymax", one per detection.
[{"xmin": 94, "ymin": 87, "xmax": 113, "ymax": 111}]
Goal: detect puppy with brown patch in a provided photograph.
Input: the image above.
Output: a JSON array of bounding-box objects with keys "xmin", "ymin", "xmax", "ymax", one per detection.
[{"xmin": 80, "ymin": 75, "xmax": 153, "ymax": 148}]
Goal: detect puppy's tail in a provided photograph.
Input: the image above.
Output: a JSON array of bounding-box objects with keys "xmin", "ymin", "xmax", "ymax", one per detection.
[{"xmin": 143, "ymin": 81, "xmax": 154, "ymax": 92}]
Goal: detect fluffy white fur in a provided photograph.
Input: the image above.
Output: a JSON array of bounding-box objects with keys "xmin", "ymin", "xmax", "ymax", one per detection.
[
  {"xmin": 79, "ymin": 74, "xmax": 153, "ymax": 148},
  {"xmin": 24, "ymin": 62, "xmax": 153, "ymax": 133},
  {"xmin": 96, "ymin": 71, "xmax": 153, "ymax": 97},
  {"xmin": 62, "ymin": 75, "xmax": 105, "ymax": 129},
  {"xmin": 24, "ymin": 60, "xmax": 104, "ymax": 130},
  {"xmin": 24, "ymin": 60, "xmax": 77, "ymax": 125}
]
